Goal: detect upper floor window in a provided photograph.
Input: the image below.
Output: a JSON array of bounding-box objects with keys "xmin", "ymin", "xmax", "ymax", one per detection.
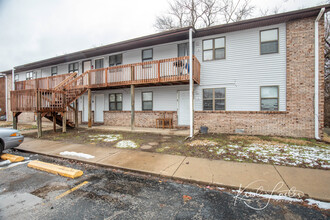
[
  {"xmin": 95, "ymin": 58, "xmax": 104, "ymax": 69},
  {"xmin": 68, "ymin": 62, "xmax": 79, "ymax": 73},
  {"xmin": 260, "ymin": 86, "xmax": 279, "ymax": 111},
  {"xmin": 109, "ymin": 93, "xmax": 122, "ymax": 111},
  {"xmin": 109, "ymin": 54, "xmax": 122, "ymax": 66},
  {"xmin": 203, "ymin": 88, "xmax": 226, "ymax": 110},
  {"xmin": 260, "ymin": 28, "xmax": 279, "ymax": 55},
  {"xmin": 26, "ymin": 71, "xmax": 35, "ymax": 80},
  {"xmin": 142, "ymin": 92, "xmax": 153, "ymax": 111},
  {"xmin": 203, "ymin": 37, "xmax": 225, "ymax": 61},
  {"xmin": 142, "ymin": 49, "xmax": 153, "ymax": 62},
  {"xmin": 14, "ymin": 74, "xmax": 19, "ymax": 82},
  {"xmin": 51, "ymin": 67, "xmax": 57, "ymax": 76}
]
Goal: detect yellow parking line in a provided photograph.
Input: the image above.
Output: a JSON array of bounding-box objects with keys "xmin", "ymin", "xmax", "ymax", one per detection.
[{"xmin": 55, "ymin": 181, "xmax": 89, "ymax": 200}]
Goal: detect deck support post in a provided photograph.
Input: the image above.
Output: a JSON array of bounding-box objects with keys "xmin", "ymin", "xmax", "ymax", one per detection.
[
  {"xmin": 13, "ymin": 113, "xmax": 18, "ymax": 130},
  {"xmin": 88, "ymin": 89, "xmax": 92, "ymax": 128},
  {"xmin": 53, "ymin": 113, "xmax": 56, "ymax": 132},
  {"xmin": 74, "ymin": 99, "xmax": 79, "ymax": 129},
  {"xmin": 37, "ymin": 112, "xmax": 42, "ymax": 138},
  {"xmin": 131, "ymin": 84, "xmax": 135, "ymax": 130},
  {"xmin": 62, "ymin": 112, "xmax": 67, "ymax": 133}
]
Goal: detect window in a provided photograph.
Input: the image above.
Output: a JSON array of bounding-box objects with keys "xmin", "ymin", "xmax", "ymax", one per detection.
[
  {"xmin": 14, "ymin": 74, "xmax": 19, "ymax": 82},
  {"xmin": 109, "ymin": 54, "xmax": 122, "ymax": 66},
  {"xmin": 68, "ymin": 62, "xmax": 79, "ymax": 73},
  {"xmin": 142, "ymin": 92, "xmax": 153, "ymax": 111},
  {"xmin": 95, "ymin": 58, "xmax": 104, "ymax": 69},
  {"xmin": 142, "ymin": 49, "xmax": 153, "ymax": 62},
  {"xmin": 109, "ymin": 93, "xmax": 123, "ymax": 111},
  {"xmin": 51, "ymin": 67, "xmax": 57, "ymax": 76},
  {"xmin": 260, "ymin": 86, "xmax": 279, "ymax": 111},
  {"xmin": 203, "ymin": 88, "xmax": 225, "ymax": 110},
  {"xmin": 26, "ymin": 71, "xmax": 35, "ymax": 80},
  {"xmin": 203, "ymin": 37, "xmax": 225, "ymax": 61},
  {"xmin": 260, "ymin": 28, "xmax": 279, "ymax": 54}
]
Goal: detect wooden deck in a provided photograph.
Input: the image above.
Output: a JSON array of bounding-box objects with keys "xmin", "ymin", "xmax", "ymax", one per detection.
[{"xmin": 11, "ymin": 56, "xmax": 201, "ymax": 114}]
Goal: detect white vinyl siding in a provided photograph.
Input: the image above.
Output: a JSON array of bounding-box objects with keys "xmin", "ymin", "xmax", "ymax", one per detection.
[{"xmin": 194, "ymin": 23, "xmax": 286, "ymax": 111}]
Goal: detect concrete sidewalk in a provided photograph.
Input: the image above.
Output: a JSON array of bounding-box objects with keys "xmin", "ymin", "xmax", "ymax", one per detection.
[{"xmin": 16, "ymin": 138, "xmax": 330, "ymax": 202}]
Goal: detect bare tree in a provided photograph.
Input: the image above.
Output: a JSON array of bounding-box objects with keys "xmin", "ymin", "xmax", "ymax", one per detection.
[{"xmin": 154, "ymin": 0, "xmax": 254, "ymax": 31}]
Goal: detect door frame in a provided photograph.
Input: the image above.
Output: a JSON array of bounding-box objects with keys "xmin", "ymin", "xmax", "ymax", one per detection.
[
  {"xmin": 177, "ymin": 90, "xmax": 190, "ymax": 126},
  {"xmin": 94, "ymin": 94, "xmax": 104, "ymax": 123},
  {"xmin": 82, "ymin": 59, "xmax": 92, "ymax": 73}
]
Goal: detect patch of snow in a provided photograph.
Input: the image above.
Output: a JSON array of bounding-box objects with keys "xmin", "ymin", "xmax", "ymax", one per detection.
[
  {"xmin": 306, "ymin": 199, "xmax": 330, "ymax": 210},
  {"xmin": 321, "ymin": 165, "xmax": 330, "ymax": 169},
  {"xmin": 217, "ymin": 187, "xmax": 226, "ymax": 190},
  {"xmin": 89, "ymin": 134, "xmax": 122, "ymax": 142},
  {"xmin": 0, "ymin": 160, "xmax": 30, "ymax": 170},
  {"xmin": 116, "ymin": 140, "xmax": 138, "ymax": 149},
  {"xmin": 60, "ymin": 151, "xmax": 95, "ymax": 159}
]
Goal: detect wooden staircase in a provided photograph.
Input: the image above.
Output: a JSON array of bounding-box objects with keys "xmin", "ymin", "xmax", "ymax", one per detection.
[
  {"xmin": 44, "ymin": 113, "xmax": 75, "ymax": 128},
  {"xmin": 42, "ymin": 72, "xmax": 88, "ymax": 128}
]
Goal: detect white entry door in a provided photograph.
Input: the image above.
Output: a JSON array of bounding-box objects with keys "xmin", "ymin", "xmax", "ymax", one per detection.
[
  {"xmin": 178, "ymin": 91, "xmax": 190, "ymax": 126},
  {"xmin": 82, "ymin": 95, "xmax": 88, "ymax": 122},
  {"xmin": 94, "ymin": 94, "xmax": 104, "ymax": 123}
]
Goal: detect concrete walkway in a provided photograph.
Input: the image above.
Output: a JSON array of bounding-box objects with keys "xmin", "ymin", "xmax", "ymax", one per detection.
[{"xmin": 16, "ymin": 138, "xmax": 330, "ymax": 202}]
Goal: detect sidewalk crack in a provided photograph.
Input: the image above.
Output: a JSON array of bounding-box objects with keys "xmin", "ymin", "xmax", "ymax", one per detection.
[
  {"xmin": 171, "ymin": 157, "xmax": 186, "ymax": 177},
  {"xmin": 273, "ymin": 165, "xmax": 290, "ymax": 190}
]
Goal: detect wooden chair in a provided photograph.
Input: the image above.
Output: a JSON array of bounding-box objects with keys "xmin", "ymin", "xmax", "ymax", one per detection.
[{"xmin": 156, "ymin": 112, "xmax": 173, "ymax": 129}]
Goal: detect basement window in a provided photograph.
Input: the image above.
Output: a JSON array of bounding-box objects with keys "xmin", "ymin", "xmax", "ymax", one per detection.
[
  {"xmin": 260, "ymin": 28, "xmax": 279, "ymax": 54},
  {"xmin": 109, "ymin": 93, "xmax": 122, "ymax": 111},
  {"xmin": 51, "ymin": 67, "xmax": 57, "ymax": 76},
  {"xmin": 142, "ymin": 92, "xmax": 153, "ymax": 111},
  {"xmin": 203, "ymin": 88, "xmax": 225, "ymax": 110},
  {"xmin": 260, "ymin": 86, "xmax": 279, "ymax": 111}
]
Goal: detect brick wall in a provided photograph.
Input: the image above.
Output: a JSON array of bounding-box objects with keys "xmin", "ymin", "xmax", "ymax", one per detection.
[
  {"xmin": 104, "ymin": 111, "xmax": 178, "ymax": 128},
  {"xmin": 195, "ymin": 16, "xmax": 325, "ymax": 138},
  {"xmin": 0, "ymin": 77, "xmax": 5, "ymax": 117}
]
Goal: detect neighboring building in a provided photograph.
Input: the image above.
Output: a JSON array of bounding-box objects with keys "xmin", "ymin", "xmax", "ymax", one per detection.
[
  {"xmin": 3, "ymin": 5, "xmax": 329, "ymax": 139},
  {"xmin": 0, "ymin": 76, "xmax": 6, "ymax": 118}
]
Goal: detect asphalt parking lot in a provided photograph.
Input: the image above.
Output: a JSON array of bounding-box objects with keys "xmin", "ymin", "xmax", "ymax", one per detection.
[{"xmin": 0, "ymin": 149, "xmax": 329, "ymax": 220}]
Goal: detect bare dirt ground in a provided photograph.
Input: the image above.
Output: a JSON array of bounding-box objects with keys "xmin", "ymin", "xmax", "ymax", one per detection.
[{"xmin": 24, "ymin": 128, "xmax": 330, "ymax": 170}]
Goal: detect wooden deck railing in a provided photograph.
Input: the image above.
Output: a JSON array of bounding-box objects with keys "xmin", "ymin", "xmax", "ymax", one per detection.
[
  {"xmin": 11, "ymin": 89, "xmax": 66, "ymax": 113},
  {"xmin": 15, "ymin": 72, "xmax": 74, "ymax": 90},
  {"xmin": 65, "ymin": 56, "xmax": 200, "ymax": 89}
]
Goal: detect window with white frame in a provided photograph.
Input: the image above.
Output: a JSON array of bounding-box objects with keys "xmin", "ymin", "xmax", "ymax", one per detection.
[
  {"xmin": 68, "ymin": 62, "xmax": 79, "ymax": 73},
  {"xmin": 203, "ymin": 88, "xmax": 226, "ymax": 110},
  {"xmin": 14, "ymin": 74, "xmax": 19, "ymax": 82},
  {"xmin": 142, "ymin": 92, "xmax": 153, "ymax": 111},
  {"xmin": 51, "ymin": 67, "xmax": 57, "ymax": 76},
  {"xmin": 260, "ymin": 28, "xmax": 279, "ymax": 54},
  {"xmin": 109, "ymin": 93, "xmax": 122, "ymax": 111},
  {"xmin": 203, "ymin": 37, "xmax": 225, "ymax": 61},
  {"xmin": 260, "ymin": 86, "xmax": 279, "ymax": 111}
]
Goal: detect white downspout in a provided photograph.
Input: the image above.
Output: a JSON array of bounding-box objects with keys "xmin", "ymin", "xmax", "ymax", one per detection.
[
  {"xmin": 189, "ymin": 28, "xmax": 194, "ymax": 138},
  {"xmin": 315, "ymin": 7, "xmax": 325, "ymax": 140},
  {"xmin": 5, "ymin": 74, "xmax": 8, "ymax": 121}
]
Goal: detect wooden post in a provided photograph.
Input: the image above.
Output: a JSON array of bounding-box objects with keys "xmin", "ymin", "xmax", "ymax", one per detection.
[
  {"xmin": 37, "ymin": 112, "xmax": 42, "ymax": 138},
  {"xmin": 157, "ymin": 61, "xmax": 160, "ymax": 82},
  {"xmin": 75, "ymin": 99, "xmax": 79, "ymax": 128},
  {"xmin": 62, "ymin": 112, "xmax": 67, "ymax": 133},
  {"xmin": 36, "ymin": 90, "xmax": 42, "ymax": 138},
  {"xmin": 88, "ymin": 89, "xmax": 92, "ymax": 128},
  {"xmin": 53, "ymin": 113, "xmax": 56, "ymax": 132},
  {"xmin": 13, "ymin": 113, "xmax": 17, "ymax": 130},
  {"xmin": 131, "ymin": 84, "xmax": 135, "ymax": 130}
]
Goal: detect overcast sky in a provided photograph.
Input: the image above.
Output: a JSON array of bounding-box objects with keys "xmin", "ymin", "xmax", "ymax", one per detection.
[{"xmin": 0, "ymin": 0, "xmax": 326, "ymax": 71}]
